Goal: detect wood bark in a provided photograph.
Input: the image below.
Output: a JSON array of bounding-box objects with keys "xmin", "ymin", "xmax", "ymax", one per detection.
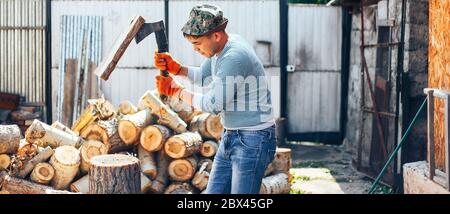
[
  {"xmin": 30, "ymin": 162, "xmax": 55, "ymax": 185},
  {"xmin": 165, "ymin": 132, "xmax": 202, "ymax": 159},
  {"xmin": 164, "ymin": 182, "xmax": 195, "ymax": 194},
  {"xmin": 0, "ymin": 125, "xmax": 21, "ymax": 154},
  {"xmin": 119, "ymin": 100, "xmax": 137, "ymax": 115},
  {"xmin": 148, "ymin": 150, "xmax": 171, "ymax": 194},
  {"xmin": 50, "ymin": 145, "xmax": 81, "ymax": 190},
  {"xmin": 0, "ymin": 171, "xmax": 74, "ymax": 194},
  {"xmin": 198, "ymin": 158, "xmax": 213, "ymax": 172},
  {"xmin": 137, "ymin": 145, "xmax": 157, "ymax": 179},
  {"xmin": 51, "ymin": 121, "xmax": 77, "ymax": 136},
  {"xmin": 140, "ymin": 173, "xmax": 153, "ymax": 194},
  {"xmin": 272, "ymin": 148, "xmax": 292, "ymax": 174},
  {"xmin": 162, "ymin": 95, "xmax": 202, "ymax": 124},
  {"xmin": 80, "ymin": 140, "xmax": 108, "ymax": 174},
  {"xmin": 25, "ymin": 120, "xmax": 84, "ymax": 149},
  {"xmin": 89, "ymin": 154, "xmax": 140, "ymax": 194},
  {"xmin": 118, "ymin": 108, "xmax": 154, "ymax": 144},
  {"xmin": 189, "ymin": 113, "xmax": 224, "ymax": 140},
  {"xmin": 81, "ymin": 119, "xmax": 130, "ymax": 153},
  {"xmin": 70, "ymin": 174, "xmax": 88, "ymax": 193},
  {"xmin": 192, "ymin": 160, "xmax": 210, "ymax": 191},
  {"xmin": 138, "ymin": 90, "xmax": 187, "ymax": 133},
  {"xmin": 259, "ymin": 173, "xmax": 290, "ymax": 194},
  {"xmin": 168, "ymin": 156, "xmax": 198, "ymax": 182},
  {"xmin": 140, "ymin": 124, "xmax": 172, "ymax": 152},
  {"xmin": 17, "ymin": 146, "xmax": 54, "ymax": 178},
  {"xmin": 200, "ymin": 140, "xmax": 218, "ymax": 158},
  {"xmin": 95, "ymin": 16, "xmax": 145, "ymax": 80}
]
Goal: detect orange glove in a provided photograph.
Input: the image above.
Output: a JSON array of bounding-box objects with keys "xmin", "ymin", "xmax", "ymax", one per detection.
[
  {"xmin": 155, "ymin": 75, "xmax": 184, "ymax": 97},
  {"xmin": 154, "ymin": 51, "xmax": 182, "ymax": 75}
]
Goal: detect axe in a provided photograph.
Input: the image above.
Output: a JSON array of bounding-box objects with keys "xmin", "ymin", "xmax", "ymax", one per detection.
[{"xmin": 95, "ymin": 16, "xmax": 169, "ymax": 81}]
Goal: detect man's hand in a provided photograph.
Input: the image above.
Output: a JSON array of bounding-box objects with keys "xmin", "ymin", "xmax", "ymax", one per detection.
[
  {"xmin": 155, "ymin": 75, "xmax": 184, "ymax": 97},
  {"xmin": 154, "ymin": 51, "xmax": 182, "ymax": 75}
]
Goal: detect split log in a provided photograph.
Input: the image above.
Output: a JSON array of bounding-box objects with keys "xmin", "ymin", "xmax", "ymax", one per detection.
[
  {"xmin": 95, "ymin": 16, "xmax": 145, "ymax": 80},
  {"xmin": 138, "ymin": 145, "xmax": 157, "ymax": 179},
  {"xmin": 141, "ymin": 173, "xmax": 153, "ymax": 194},
  {"xmin": 259, "ymin": 173, "xmax": 290, "ymax": 194},
  {"xmin": 162, "ymin": 95, "xmax": 202, "ymax": 124},
  {"xmin": 168, "ymin": 156, "xmax": 198, "ymax": 182},
  {"xmin": 71, "ymin": 98, "xmax": 115, "ymax": 133},
  {"xmin": 0, "ymin": 125, "xmax": 21, "ymax": 154},
  {"xmin": 51, "ymin": 121, "xmax": 77, "ymax": 135},
  {"xmin": 50, "ymin": 145, "xmax": 81, "ymax": 190},
  {"xmin": 16, "ymin": 140, "xmax": 38, "ymax": 161},
  {"xmin": 0, "ymin": 154, "xmax": 11, "ymax": 170},
  {"xmin": 17, "ymin": 146, "xmax": 54, "ymax": 178},
  {"xmin": 70, "ymin": 174, "xmax": 88, "ymax": 193},
  {"xmin": 118, "ymin": 108, "xmax": 154, "ymax": 144},
  {"xmin": 89, "ymin": 154, "xmax": 140, "ymax": 194},
  {"xmin": 264, "ymin": 163, "xmax": 274, "ymax": 176},
  {"xmin": 165, "ymin": 132, "xmax": 202, "ymax": 159},
  {"xmin": 30, "ymin": 162, "xmax": 55, "ymax": 185},
  {"xmin": 138, "ymin": 90, "xmax": 187, "ymax": 133},
  {"xmin": 192, "ymin": 160, "xmax": 210, "ymax": 191},
  {"xmin": 25, "ymin": 119, "xmax": 84, "ymax": 149},
  {"xmin": 272, "ymin": 148, "xmax": 291, "ymax": 174},
  {"xmin": 81, "ymin": 119, "xmax": 130, "ymax": 153},
  {"xmin": 198, "ymin": 158, "xmax": 213, "ymax": 172},
  {"xmin": 200, "ymin": 140, "xmax": 218, "ymax": 158},
  {"xmin": 0, "ymin": 171, "xmax": 74, "ymax": 194},
  {"xmin": 119, "ymin": 100, "xmax": 137, "ymax": 115},
  {"xmin": 189, "ymin": 113, "xmax": 224, "ymax": 140},
  {"xmin": 148, "ymin": 150, "xmax": 171, "ymax": 194},
  {"xmin": 164, "ymin": 182, "xmax": 195, "ymax": 194},
  {"xmin": 80, "ymin": 140, "xmax": 108, "ymax": 174},
  {"xmin": 140, "ymin": 125, "xmax": 172, "ymax": 152}
]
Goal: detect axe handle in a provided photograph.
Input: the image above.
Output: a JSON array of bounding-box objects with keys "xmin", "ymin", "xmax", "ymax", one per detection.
[{"xmin": 155, "ymin": 30, "xmax": 169, "ymax": 77}]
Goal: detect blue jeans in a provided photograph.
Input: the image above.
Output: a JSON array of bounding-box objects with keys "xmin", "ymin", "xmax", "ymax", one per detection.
[{"xmin": 205, "ymin": 126, "xmax": 277, "ymax": 194}]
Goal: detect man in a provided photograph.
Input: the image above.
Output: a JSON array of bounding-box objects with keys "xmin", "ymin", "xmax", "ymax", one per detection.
[{"xmin": 154, "ymin": 4, "xmax": 276, "ymax": 194}]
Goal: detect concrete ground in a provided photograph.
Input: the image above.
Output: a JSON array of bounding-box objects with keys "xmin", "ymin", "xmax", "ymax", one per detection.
[{"xmin": 287, "ymin": 141, "xmax": 374, "ymax": 194}]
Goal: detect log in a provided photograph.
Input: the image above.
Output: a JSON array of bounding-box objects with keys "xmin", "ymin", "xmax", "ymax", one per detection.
[
  {"xmin": 30, "ymin": 162, "xmax": 55, "ymax": 185},
  {"xmin": 71, "ymin": 104, "xmax": 98, "ymax": 134},
  {"xmin": 162, "ymin": 95, "xmax": 202, "ymax": 124},
  {"xmin": 264, "ymin": 162, "xmax": 274, "ymax": 176},
  {"xmin": 140, "ymin": 125, "xmax": 172, "ymax": 152},
  {"xmin": 259, "ymin": 173, "xmax": 290, "ymax": 194},
  {"xmin": 17, "ymin": 146, "xmax": 54, "ymax": 178},
  {"xmin": 164, "ymin": 182, "xmax": 195, "ymax": 194},
  {"xmin": 71, "ymin": 98, "xmax": 115, "ymax": 133},
  {"xmin": 140, "ymin": 173, "xmax": 153, "ymax": 193},
  {"xmin": 165, "ymin": 132, "xmax": 202, "ymax": 159},
  {"xmin": 200, "ymin": 140, "xmax": 218, "ymax": 158},
  {"xmin": 189, "ymin": 113, "xmax": 224, "ymax": 140},
  {"xmin": 0, "ymin": 125, "xmax": 21, "ymax": 154},
  {"xmin": 138, "ymin": 90, "xmax": 187, "ymax": 133},
  {"xmin": 16, "ymin": 140, "xmax": 38, "ymax": 161},
  {"xmin": 89, "ymin": 154, "xmax": 140, "ymax": 194},
  {"xmin": 80, "ymin": 140, "xmax": 108, "ymax": 174},
  {"xmin": 198, "ymin": 158, "xmax": 213, "ymax": 172},
  {"xmin": 272, "ymin": 148, "xmax": 292, "ymax": 174},
  {"xmin": 50, "ymin": 145, "xmax": 81, "ymax": 190},
  {"xmin": 148, "ymin": 150, "xmax": 171, "ymax": 194},
  {"xmin": 51, "ymin": 121, "xmax": 77, "ymax": 136},
  {"xmin": 119, "ymin": 100, "xmax": 137, "ymax": 115},
  {"xmin": 118, "ymin": 108, "xmax": 154, "ymax": 144},
  {"xmin": 168, "ymin": 156, "xmax": 198, "ymax": 182},
  {"xmin": 192, "ymin": 160, "xmax": 210, "ymax": 191},
  {"xmin": 81, "ymin": 119, "xmax": 130, "ymax": 153},
  {"xmin": 62, "ymin": 58, "xmax": 77, "ymax": 127},
  {"xmin": 25, "ymin": 119, "xmax": 84, "ymax": 149},
  {"xmin": 70, "ymin": 174, "xmax": 88, "ymax": 193},
  {"xmin": 0, "ymin": 154, "xmax": 11, "ymax": 170},
  {"xmin": 137, "ymin": 145, "xmax": 157, "ymax": 179},
  {"xmin": 95, "ymin": 16, "xmax": 145, "ymax": 80},
  {"xmin": 0, "ymin": 171, "xmax": 74, "ymax": 194}
]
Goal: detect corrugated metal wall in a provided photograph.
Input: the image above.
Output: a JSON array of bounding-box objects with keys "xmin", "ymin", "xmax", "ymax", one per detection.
[
  {"xmin": 0, "ymin": 0, "xmax": 47, "ymax": 104},
  {"xmin": 287, "ymin": 5, "xmax": 342, "ymax": 133}
]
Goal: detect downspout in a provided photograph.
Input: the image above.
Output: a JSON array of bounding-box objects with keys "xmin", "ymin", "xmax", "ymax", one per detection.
[
  {"xmin": 45, "ymin": 0, "xmax": 52, "ymax": 123},
  {"xmin": 340, "ymin": 7, "xmax": 352, "ymax": 141},
  {"xmin": 280, "ymin": 0, "xmax": 288, "ymax": 119}
]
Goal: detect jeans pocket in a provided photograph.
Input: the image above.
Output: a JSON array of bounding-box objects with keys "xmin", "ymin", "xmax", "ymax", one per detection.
[{"xmin": 237, "ymin": 132, "xmax": 263, "ymax": 150}]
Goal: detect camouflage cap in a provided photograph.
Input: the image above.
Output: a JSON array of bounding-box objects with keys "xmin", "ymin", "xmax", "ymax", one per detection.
[{"xmin": 181, "ymin": 4, "xmax": 228, "ymax": 36}]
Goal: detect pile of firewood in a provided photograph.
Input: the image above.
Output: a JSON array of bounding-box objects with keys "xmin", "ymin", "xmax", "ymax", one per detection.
[{"xmin": 0, "ymin": 90, "xmax": 291, "ymax": 194}]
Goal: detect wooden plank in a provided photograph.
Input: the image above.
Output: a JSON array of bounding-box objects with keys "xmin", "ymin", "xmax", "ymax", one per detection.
[
  {"xmin": 62, "ymin": 59, "xmax": 77, "ymax": 127},
  {"xmin": 95, "ymin": 16, "xmax": 145, "ymax": 80},
  {"xmin": 88, "ymin": 62, "xmax": 99, "ymax": 99},
  {"xmin": 427, "ymin": 91, "xmax": 435, "ymax": 179}
]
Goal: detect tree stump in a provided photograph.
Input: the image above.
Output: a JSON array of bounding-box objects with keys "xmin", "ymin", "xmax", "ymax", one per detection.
[
  {"xmin": 30, "ymin": 163, "xmax": 55, "ymax": 185},
  {"xmin": 89, "ymin": 154, "xmax": 140, "ymax": 194},
  {"xmin": 165, "ymin": 132, "xmax": 202, "ymax": 159},
  {"xmin": 0, "ymin": 125, "xmax": 21, "ymax": 154},
  {"xmin": 189, "ymin": 113, "xmax": 223, "ymax": 140},
  {"xmin": 118, "ymin": 108, "xmax": 154, "ymax": 144},
  {"xmin": 168, "ymin": 156, "xmax": 198, "ymax": 182},
  {"xmin": 140, "ymin": 125, "xmax": 172, "ymax": 152},
  {"xmin": 200, "ymin": 140, "xmax": 218, "ymax": 158},
  {"xmin": 80, "ymin": 140, "xmax": 108, "ymax": 174},
  {"xmin": 50, "ymin": 145, "xmax": 80, "ymax": 190}
]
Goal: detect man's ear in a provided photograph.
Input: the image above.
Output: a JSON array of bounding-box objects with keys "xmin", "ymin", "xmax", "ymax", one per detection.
[{"xmin": 213, "ymin": 32, "xmax": 221, "ymax": 42}]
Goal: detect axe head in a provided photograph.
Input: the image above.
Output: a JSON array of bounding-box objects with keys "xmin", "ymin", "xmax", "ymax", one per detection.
[{"xmin": 135, "ymin": 20, "xmax": 165, "ymax": 44}]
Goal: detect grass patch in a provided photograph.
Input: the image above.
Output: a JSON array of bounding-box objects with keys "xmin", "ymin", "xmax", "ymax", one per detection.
[
  {"xmin": 292, "ymin": 161, "xmax": 327, "ymax": 168},
  {"xmin": 290, "ymin": 188, "xmax": 311, "ymax": 194}
]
